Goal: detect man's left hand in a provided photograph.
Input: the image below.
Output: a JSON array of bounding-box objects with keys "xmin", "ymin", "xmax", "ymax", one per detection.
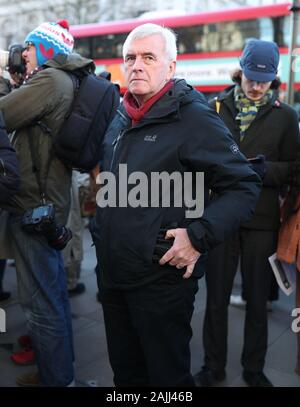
[{"xmin": 159, "ymin": 228, "xmax": 201, "ymax": 279}]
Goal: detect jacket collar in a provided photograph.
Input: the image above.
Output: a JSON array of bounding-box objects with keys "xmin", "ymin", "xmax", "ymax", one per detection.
[{"xmin": 118, "ymin": 79, "xmax": 204, "ymax": 127}]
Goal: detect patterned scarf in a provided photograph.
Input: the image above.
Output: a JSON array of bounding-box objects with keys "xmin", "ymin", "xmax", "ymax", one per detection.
[{"xmin": 234, "ymin": 85, "xmax": 273, "ymax": 141}]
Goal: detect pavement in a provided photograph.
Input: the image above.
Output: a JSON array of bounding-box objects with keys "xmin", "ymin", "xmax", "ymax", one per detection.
[{"xmin": 0, "ymin": 227, "xmax": 300, "ymax": 387}]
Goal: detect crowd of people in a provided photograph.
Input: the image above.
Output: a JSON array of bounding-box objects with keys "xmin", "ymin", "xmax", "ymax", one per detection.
[{"xmin": 0, "ymin": 17, "xmax": 299, "ymax": 388}]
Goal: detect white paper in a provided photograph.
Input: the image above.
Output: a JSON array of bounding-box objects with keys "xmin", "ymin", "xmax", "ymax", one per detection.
[{"xmin": 268, "ymin": 253, "xmax": 297, "ymax": 296}]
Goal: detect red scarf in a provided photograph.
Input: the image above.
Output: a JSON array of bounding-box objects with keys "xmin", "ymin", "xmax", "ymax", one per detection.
[{"xmin": 123, "ymin": 80, "xmax": 173, "ymax": 125}]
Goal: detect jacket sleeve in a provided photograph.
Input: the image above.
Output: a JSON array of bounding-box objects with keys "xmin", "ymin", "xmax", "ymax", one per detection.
[
  {"xmin": 263, "ymin": 106, "xmax": 300, "ymax": 187},
  {"xmin": 0, "ymin": 111, "xmax": 20, "ymax": 199},
  {"xmin": 0, "ymin": 77, "xmax": 12, "ymax": 97},
  {"xmin": 180, "ymin": 103, "xmax": 261, "ymax": 253},
  {"xmin": 0, "ymin": 70, "xmax": 61, "ymax": 132}
]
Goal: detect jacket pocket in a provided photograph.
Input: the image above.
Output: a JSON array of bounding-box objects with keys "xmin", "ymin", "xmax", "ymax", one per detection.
[{"xmin": 152, "ymin": 222, "xmax": 178, "ymax": 263}]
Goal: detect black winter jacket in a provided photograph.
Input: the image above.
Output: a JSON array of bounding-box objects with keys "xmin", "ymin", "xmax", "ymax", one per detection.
[
  {"xmin": 0, "ymin": 112, "xmax": 20, "ymax": 201},
  {"xmin": 94, "ymin": 79, "xmax": 261, "ymax": 289},
  {"xmin": 210, "ymin": 86, "xmax": 300, "ymax": 230}
]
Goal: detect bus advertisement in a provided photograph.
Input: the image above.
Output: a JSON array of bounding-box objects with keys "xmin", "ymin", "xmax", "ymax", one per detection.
[{"xmin": 70, "ymin": 3, "xmax": 299, "ymax": 102}]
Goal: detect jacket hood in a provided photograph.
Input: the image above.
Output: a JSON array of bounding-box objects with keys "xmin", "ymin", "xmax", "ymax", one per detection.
[
  {"xmin": 147, "ymin": 78, "xmax": 208, "ymax": 120},
  {"xmin": 44, "ymin": 52, "xmax": 94, "ymax": 72},
  {"xmin": 164, "ymin": 78, "xmax": 207, "ymax": 108}
]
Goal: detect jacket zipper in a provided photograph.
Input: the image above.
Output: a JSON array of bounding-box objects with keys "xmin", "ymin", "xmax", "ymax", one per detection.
[
  {"xmin": 104, "ymin": 111, "xmax": 130, "ymax": 253},
  {"xmin": 110, "ymin": 129, "xmax": 127, "ymax": 172},
  {"xmin": 109, "ymin": 109, "xmax": 131, "ymax": 172},
  {"xmin": 0, "ymin": 159, "xmax": 6, "ymax": 176}
]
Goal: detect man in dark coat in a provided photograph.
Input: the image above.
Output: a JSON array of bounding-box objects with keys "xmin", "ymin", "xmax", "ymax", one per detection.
[
  {"xmin": 92, "ymin": 23, "xmax": 261, "ymax": 386},
  {"xmin": 195, "ymin": 39, "xmax": 300, "ymax": 387}
]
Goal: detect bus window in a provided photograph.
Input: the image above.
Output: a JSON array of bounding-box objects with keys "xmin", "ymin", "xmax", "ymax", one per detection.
[
  {"xmin": 202, "ymin": 23, "xmax": 219, "ymax": 52},
  {"xmin": 258, "ymin": 18, "xmax": 274, "ymax": 42},
  {"xmin": 92, "ymin": 33, "xmax": 127, "ymax": 59},
  {"xmin": 198, "ymin": 19, "xmax": 260, "ymax": 53},
  {"xmin": 271, "ymin": 16, "xmax": 285, "ymax": 46},
  {"xmin": 218, "ymin": 21, "xmax": 244, "ymax": 51},
  {"xmin": 232, "ymin": 19, "xmax": 260, "ymax": 45},
  {"xmin": 175, "ymin": 26, "xmax": 204, "ymax": 54},
  {"xmin": 94, "ymin": 35, "xmax": 115, "ymax": 59},
  {"xmin": 74, "ymin": 37, "xmax": 92, "ymax": 58}
]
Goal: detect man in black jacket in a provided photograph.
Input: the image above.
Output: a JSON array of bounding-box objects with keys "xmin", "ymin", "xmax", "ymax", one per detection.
[
  {"xmin": 195, "ymin": 40, "xmax": 300, "ymax": 387},
  {"xmin": 93, "ymin": 23, "xmax": 261, "ymax": 386}
]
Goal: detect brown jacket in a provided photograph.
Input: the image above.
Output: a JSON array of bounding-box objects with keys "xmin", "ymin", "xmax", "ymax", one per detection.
[
  {"xmin": 0, "ymin": 53, "xmax": 93, "ymax": 224},
  {"xmin": 277, "ymin": 196, "xmax": 300, "ymax": 271}
]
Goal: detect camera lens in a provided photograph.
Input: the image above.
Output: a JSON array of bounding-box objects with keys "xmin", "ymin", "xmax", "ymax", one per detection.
[{"xmin": 47, "ymin": 225, "xmax": 73, "ymax": 251}]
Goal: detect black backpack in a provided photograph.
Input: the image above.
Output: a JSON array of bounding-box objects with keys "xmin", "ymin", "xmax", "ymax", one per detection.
[{"xmin": 52, "ymin": 69, "xmax": 120, "ymax": 172}]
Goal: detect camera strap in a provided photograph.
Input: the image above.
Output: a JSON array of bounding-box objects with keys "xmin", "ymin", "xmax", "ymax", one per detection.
[{"xmin": 27, "ymin": 132, "xmax": 54, "ymax": 204}]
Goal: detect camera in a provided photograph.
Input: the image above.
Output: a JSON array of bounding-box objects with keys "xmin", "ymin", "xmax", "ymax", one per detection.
[
  {"xmin": 22, "ymin": 203, "xmax": 72, "ymax": 251},
  {"xmin": 0, "ymin": 44, "xmax": 26, "ymax": 74}
]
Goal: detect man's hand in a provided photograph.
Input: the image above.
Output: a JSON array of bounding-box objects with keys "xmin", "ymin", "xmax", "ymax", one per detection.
[
  {"xmin": 159, "ymin": 228, "xmax": 201, "ymax": 279},
  {"xmin": 9, "ymin": 72, "xmax": 24, "ymax": 87},
  {"xmin": 0, "ymin": 68, "xmax": 22, "ymax": 87}
]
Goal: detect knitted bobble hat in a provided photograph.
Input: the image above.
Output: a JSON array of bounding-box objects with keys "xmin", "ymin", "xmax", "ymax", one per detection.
[{"xmin": 25, "ymin": 19, "xmax": 74, "ymax": 67}]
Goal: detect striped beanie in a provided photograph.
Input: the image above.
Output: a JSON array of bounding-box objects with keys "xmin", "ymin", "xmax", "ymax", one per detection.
[{"xmin": 25, "ymin": 20, "xmax": 74, "ymax": 67}]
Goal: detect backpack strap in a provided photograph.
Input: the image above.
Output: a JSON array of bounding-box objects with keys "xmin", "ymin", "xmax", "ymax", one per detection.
[
  {"xmin": 27, "ymin": 131, "xmax": 54, "ymax": 204},
  {"xmin": 64, "ymin": 72, "xmax": 81, "ymax": 119}
]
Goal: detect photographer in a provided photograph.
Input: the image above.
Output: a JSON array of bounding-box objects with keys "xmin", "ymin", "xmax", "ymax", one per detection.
[{"xmin": 0, "ymin": 20, "xmax": 95, "ymax": 387}]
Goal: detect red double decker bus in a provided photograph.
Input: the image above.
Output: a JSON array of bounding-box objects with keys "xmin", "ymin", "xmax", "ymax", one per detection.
[{"xmin": 70, "ymin": 3, "xmax": 298, "ymax": 103}]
